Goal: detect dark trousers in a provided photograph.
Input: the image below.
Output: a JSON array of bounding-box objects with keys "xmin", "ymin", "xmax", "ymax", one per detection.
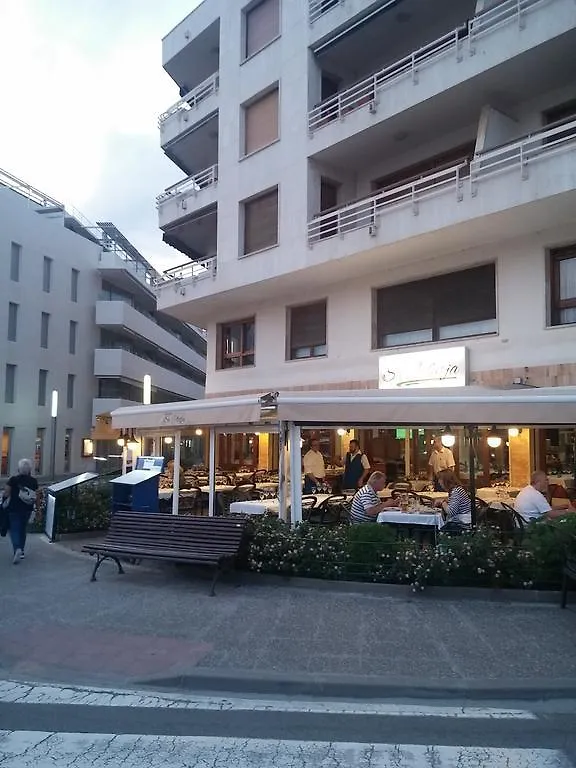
[
  {"xmin": 9, "ymin": 509, "xmax": 31, "ymax": 553},
  {"xmin": 304, "ymin": 477, "xmax": 318, "ymax": 494}
]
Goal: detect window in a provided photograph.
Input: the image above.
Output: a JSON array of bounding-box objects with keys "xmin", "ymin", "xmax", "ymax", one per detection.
[
  {"xmin": 288, "ymin": 300, "xmax": 327, "ymax": 360},
  {"xmin": 64, "ymin": 429, "xmax": 73, "ymax": 473},
  {"xmin": 218, "ymin": 318, "xmax": 255, "ymax": 369},
  {"xmin": 243, "ymin": 187, "xmax": 278, "ymax": 255},
  {"xmin": 35, "ymin": 428, "xmax": 46, "ymax": 475},
  {"xmin": 244, "ymin": 0, "xmax": 280, "ymax": 59},
  {"xmin": 10, "ymin": 242, "xmax": 21, "ymax": 282},
  {"xmin": 71, "ymin": 268, "xmax": 79, "ymax": 302},
  {"xmin": 374, "ymin": 264, "xmax": 497, "ymax": 349},
  {"xmin": 67, "ymin": 374, "xmax": 75, "ymax": 408},
  {"xmin": 243, "ymin": 87, "xmax": 279, "ymax": 155},
  {"xmin": 69, "ymin": 320, "xmax": 78, "ymax": 354},
  {"xmin": 5, "ymin": 364, "xmax": 16, "ymax": 403},
  {"xmin": 41, "ymin": 312, "xmax": 50, "ymax": 348},
  {"xmin": 7, "ymin": 302, "xmax": 18, "ymax": 342},
  {"xmin": 550, "ymin": 244, "xmax": 576, "ymax": 326},
  {"xmin": 38, "ymin": 369, "xmax": 48, "ymax": 406},
  {"xmin": 1, "ymin": 427, "xmax": 13, "ymax": 475},
  {"xmin": 43, "ymin": 256, "xmax": 53, "ymax": 292}
]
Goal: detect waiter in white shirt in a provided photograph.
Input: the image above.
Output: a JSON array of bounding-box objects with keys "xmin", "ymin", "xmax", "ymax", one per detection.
[
  {"xmin": 428, "ymin": 436, "xmax": 455, "ymax": 491},
  {"xmin": 303, "ymin": 438, "xmax": 326, "ymax": 494}
]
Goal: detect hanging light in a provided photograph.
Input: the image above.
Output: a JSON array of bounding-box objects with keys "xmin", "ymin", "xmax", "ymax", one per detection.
[
  {"xmin": 336, "ymin": 428, "xmax": 346, "ymax": 437},
  {"xmin": 195, "ymin": 428, "xmax": 203, "ymax": 436},
  {"xmin": 127, "ymin": 429, "xmax": 139, "ymax": 449},
  {"xmin": 164, "ymin": 436, "xmax": 173, "ymax": 445},
  {"xmin": 508, "ymin": 427, "xmax": 521, "ymax": 438},
  {"xmin": 441, "ymin": 425, "xmax": 456, "ymax": 448},
  {"xmin": 487, "ymin": 426, "xmax": 502, "ymax": 448},
  {"xmin": 116, "ymin": 429, "xmax": 127, "ymax": 448}
]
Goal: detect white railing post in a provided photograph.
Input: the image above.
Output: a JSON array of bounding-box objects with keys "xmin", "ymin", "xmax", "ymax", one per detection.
[
  {"xmin": 411, "ymin": 51, "xmax": 418, "ymax": 84},
  {"xmin": 520, "ymin": 142, "xmax": 528, "ymax": 179}
]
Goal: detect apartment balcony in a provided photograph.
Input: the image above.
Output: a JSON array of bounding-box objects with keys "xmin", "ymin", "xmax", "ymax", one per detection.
[
  {"xmin": 92, "ymin": 398, "xmax": 139, "ymax": 423},
  {"xmin": 156, "ymin": 165, "xmax": 218, "ymax": 229},
  {"xmin": 308, "ymin": 0, "xmax": 576, "ymax": 158},
  {"xmin": 94, "ymin": 349, "xmax": 204, "ymax": 401},
  {"xmin": 162, "ymin": 6, "xmax": 220, "ymax": 88},
  {"xmin": 308, "ymin": 0, "xmax": 385, "ymax": 43},
  {"xmin": 159, "ymin": 73, "xmax": 219, "ymax": 161},
  {"xmin": 95, "ymin": 300, "xmax": 206, "ymax": 373}
]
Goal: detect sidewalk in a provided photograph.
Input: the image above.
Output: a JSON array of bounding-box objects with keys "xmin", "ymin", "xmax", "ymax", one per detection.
[{"xmin": 1, "ymin": 534, "xmax": 576, "ymax": 698}]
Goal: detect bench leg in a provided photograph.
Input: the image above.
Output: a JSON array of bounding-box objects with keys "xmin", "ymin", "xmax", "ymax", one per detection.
[
  {"xmin": 209, "ymin": 565, "xmax": 221, "ymax": 597},
  {"xmin": 561, "ymin": 573, "xmax": 569, "ymax": 609},
  {"xmin": 90, "ymin": 554, "xmax": 125, "ymax": 582}
]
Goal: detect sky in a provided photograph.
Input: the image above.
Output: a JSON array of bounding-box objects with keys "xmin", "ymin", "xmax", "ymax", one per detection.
[{"xmin": 0, "ymin": 0, "xmax": 202, "ymax": 272}]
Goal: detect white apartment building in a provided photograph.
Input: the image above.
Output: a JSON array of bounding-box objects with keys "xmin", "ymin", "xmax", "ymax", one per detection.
[
  {"xmin": 0, "ymin": 168, "xmax": 206, "ymax": 478},
  {"xmin": 155, "ymin": 0, "xmax": 576, "ymax": 403}
]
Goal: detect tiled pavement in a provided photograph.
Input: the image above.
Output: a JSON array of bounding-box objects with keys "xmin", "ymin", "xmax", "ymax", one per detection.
[{"xmin": 1, "ymin": 534, "xmax": 576, "ymax": 693}]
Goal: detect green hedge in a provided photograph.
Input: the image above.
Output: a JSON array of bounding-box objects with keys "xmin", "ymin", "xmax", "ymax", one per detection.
[
  {"xmin": 247, "ymin": 515, "xmax": 576, "ymax": 590},
  {"xmin": 30, "ymin": 484, "xmax": 111, "ymax": 535}
]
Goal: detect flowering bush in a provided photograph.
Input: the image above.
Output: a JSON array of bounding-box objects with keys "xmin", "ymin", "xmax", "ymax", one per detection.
[{"xmin": 30, "ymin": 483, "xmax": 111, "ymax": 535}]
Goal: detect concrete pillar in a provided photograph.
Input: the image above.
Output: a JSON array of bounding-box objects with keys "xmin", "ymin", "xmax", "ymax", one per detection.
[
  {"xmin": 509, "ymin": 429, "xmax": 532, "ymax": 488},
  {"xmin": 208, "ymin": 428, "xmax": 216, "ymax": 517},
  {"xmin": 171, "ymin": 431, "xmax": 181, "ymax": 515},
  {"xmin": 289, "ymin": 423, "xmax": 303, "ymax": 525}
]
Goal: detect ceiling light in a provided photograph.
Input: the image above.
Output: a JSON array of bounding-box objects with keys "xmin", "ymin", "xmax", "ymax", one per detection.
[
  {"xmin": 195, "ymin": 428, "xmax": 203, "ymax": 436},
  {"xmin": 441, "ymin": 426, "xmax": 456, "ymax": 448},
  {"xmin": 336, "ymin": 428, "xmax": 346, "ymax": 437},
  {"xmin": 508, "ymin": 427, "xmax": 521, "ymax": 438},
  {"xmin": 487, "ymin": 426, "xmax": 502, "ymax": 449},
  {"xmin": 164, "ymin": 436, "xmax": 173, "ymax": 445}
]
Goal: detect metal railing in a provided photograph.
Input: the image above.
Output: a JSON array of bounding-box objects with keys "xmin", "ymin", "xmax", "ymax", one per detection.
[
  {"xmin": 0, "ymin": 166, "xmax": 63, "ymax": 208},
  {"xmin": 160, "ymin": 256, "xmax": 217, "ymax": 283},
  {"xmin": 156, "ymin": 165, "xmax": 219, "ymax": 207},
  {"xmin": 308, "ymin": 0, "xmax": 553, "ymax": 133},
  {"xmin": 309, "ymin": 0, "xmax": 342, "ymax": 24},
  {"xmin": 307, "ymin": 164, "xmax": 467, "ymax": 244},
  {"xmin": 470, "ymin": 117, "xmax": 576, "ymax": 185},
  {"xmin": 159, "ymin": 72, "xmax": 220, "ymax": 126}
]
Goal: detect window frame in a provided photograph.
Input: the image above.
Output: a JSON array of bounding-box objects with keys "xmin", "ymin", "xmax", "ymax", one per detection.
[
  {"xmin": 40, "ymin": 312, "xmax": 50, "ymax": 349},
  {"xmin": 43, "ymin": 256, "xmax": 53, "ymax": 293},
  {"xmin": 549, "ymin": 244, "xmax": 576, "ymax": 327},
  {"xmin": 217, "ymin": 317, "xmax": 256, "ymax": 370},
  {"xmin": 69, "ymin": 320, "xmax": 78, "ymax": 355},
  {"xmin": 287, "ymin": 300, "xmax": 328, "ymax": 361},
  {"xmin": 38, "ymin": 369, "xmax": 48, "ymax": 406},
  {"xmin": 241, "ymin": 186, "xmax": 279, "ymax": 257},
  {"xmin": 10, "ymin": 242, "xmax": 21, "ymax": 282},
  {"xmin": 242, "ymin": 0, "xmax": 281, "ymax": 63},
  {"xmin": 241, "ymin": 84, "xmax": 280, "ymax": 158},
  {"xmin": 71, "ymin": 268, "xmax": 79, "ymax": 302},
  {"xmin": 373, "ymin": 264, "xmax": 498, "ymax": 350},
  {"xmin": 67, "ymin": 373, "xmax": 75, "ymax": 409},
  {"xmin": 7, "ymin": 302, "xmax": 18, "ymax": 342},
  {"xmin": 4, "ymin": 364, "xmax": 16, "ymax": 404}
]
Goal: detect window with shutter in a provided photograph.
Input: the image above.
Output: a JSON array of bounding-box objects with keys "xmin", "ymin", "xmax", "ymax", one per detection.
[
  {"xmin": 245, "ymin": 0, "xmax": 280, "ymax": 59},
  {"xmin": 243, "ymin": 187, "xmax": 278, "ymax": 255},
  {"xmin": 375, "ymin": 265, "xmax": 496, "ymax": 349},
  {"xmin": 288, "ymin": 301, "xmax": 327, "ymax": 360},
  {"xmin": 244, "ymin": 88, "xmax": 279, "ymax": 156},
  {"xmin": 550, "ymin": 244, "xmax": 576, "ymax": 326},
  {"xmin": 218, "ymin": 318, "xmax": 255, "ymax": 369}
]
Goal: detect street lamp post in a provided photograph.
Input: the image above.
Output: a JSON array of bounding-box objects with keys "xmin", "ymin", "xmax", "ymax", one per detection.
[{"xmin": 50, "ymin": 390, "xmax": 58, "ymax": 481}]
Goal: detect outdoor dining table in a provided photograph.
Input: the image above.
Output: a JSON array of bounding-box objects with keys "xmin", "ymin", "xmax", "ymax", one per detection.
[
  {"xmin": 199, "ymin": 485, "xmax": 237, "ymax": 493},
  {"xmin": 229, "ymin": 494, "xmax": 333, "ymax": 516},
  {"xmin": 255, "ymin": 482, "xmax": 278, "ymax": 491},
  {"xmin": 476, "ymin": 487, "xmax": 521, "ymax": 503},
  {"xmin": 158, "ymin": 488, "xmax": 196, "ymax": 500},
  {"xmin": 377, "ymin": 509, "xmax": 445, "ymax": 528}
]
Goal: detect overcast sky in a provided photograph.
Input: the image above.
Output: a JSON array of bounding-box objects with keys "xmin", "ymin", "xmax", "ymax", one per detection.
[{"xmin": 0, "ymin": 0, "xmax": 202, "ymax": 271}]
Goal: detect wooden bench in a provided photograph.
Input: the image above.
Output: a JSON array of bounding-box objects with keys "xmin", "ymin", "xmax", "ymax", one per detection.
[
  {"xmin": 561, "ymin": 536, "xmax": 576, "ymax": 608},
  {"xmin": 82, "ymin": 512, "xmax": 248, "ymax": 595}
]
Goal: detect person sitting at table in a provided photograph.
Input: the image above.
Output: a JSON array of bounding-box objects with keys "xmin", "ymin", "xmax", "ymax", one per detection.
[
  {"xmin": 434, "ymin": 469, "xmax": 471, "ymax": 528},
  {"xmin": 303, "ymin": 438, "xmax": 326, "ymax": 494},
  {"xmin": 350, "ymin": 471, "xmax": 397, "ymax": 524},
  {"xmin": 342, "ymin": 439, "xmax": 371, "ymax": 490},
  {"xmin": 514, "ymin": 471, "xmax": 572, "ymax": 523}
]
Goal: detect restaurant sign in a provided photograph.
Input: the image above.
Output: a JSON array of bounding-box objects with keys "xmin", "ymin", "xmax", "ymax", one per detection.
[{"xmin": 379, "ymin": 347, "xmax": 468, "ymax": 389}]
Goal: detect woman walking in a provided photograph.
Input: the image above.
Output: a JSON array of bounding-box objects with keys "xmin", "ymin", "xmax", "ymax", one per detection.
[{"xmin": 2, "ymin": 458, "xmax": 38, "ymax": 564}]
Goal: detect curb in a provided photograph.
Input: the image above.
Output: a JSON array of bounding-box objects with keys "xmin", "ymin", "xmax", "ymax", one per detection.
[{"xmin": 138, "ymin": 667, "xmax": 576, "ymax": 702}]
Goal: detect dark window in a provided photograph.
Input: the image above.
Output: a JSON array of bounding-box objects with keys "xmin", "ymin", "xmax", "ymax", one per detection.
[
  {"xmin": 43, "ymin": 256, "xmax": 52, "ymax": 292},
  {"xmin": 40, "ymin": 312, "xmax": 50, "ymax": 348},
  {"xmin": 71, "ymin": 268, "xmax": 79, "ymax": 302},
  {"xmin": 7, "ymin": 303, "xmax": 18, "ymax": 342},
  {"xmin": 288, "ymin": 301, "xmax": 327, "ymax": 360},
  {"xmin": 38, "ymin": 369, "xmax": 48, "ymax": 406},
  {"xmin": 69, "ymin": 320, "xmax": 77, "ymax": 354},
  {"xmin": 550, "ymin": 244, "xmax": 576, "ymax": 326},
  {"xmin": 543, "ymin": 100, "xmax": 576, "ymax": 127},
  {"xmin": 245, "ymin": 0, "xmax": 280, "ymax": 59},
  {"xmin": 218, "ymin": 318, "xmax": 255, "ymax": 369},
  {"xmin": 4, "ymin": 364, "xmax": 16, "ymax": 403},
  {"xmin": 243, "ymin": 187, "xmax": 278, "ymax": 255},
  {"xmin": 375, "ymin": 265, "xmax": 497, "ymax": 349},
  {"xmin": 10, "ymin": 242, "xmax": 21, "ymax": 282},
  {"xmin": 67, "ymin": 374, "xmax": 75, "ymax": 408},
  {"xmin": 372, "ymin": 143, "xmax": 476, "ymax": 193}
]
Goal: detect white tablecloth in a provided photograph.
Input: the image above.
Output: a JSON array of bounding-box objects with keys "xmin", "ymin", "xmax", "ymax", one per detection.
[
  {"xmin": 199, "ymin": 485, "xmax": 237, "ymax": 493},
  {"xmin": 476, "ymin": 487, "xmax": 520, "ymax": 503},
  {"xmin": 377, "ymin": 509, "xmax": 445, "ymax": 528},
  {"xmin": 229, "ymin": 499, "xmax": 280, "ymax": 515},
  {"xmin": 256, "ymin": 482, "xmax": 278, "ymax": 491},
  {"xmin": 158, "ymin": 489, "xmax": 197, "ymax": 500}
]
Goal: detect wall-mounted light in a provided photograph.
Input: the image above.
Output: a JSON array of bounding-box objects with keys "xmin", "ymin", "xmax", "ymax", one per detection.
[
  {"xmin": 164, "ymin": 436, "xmax": 173, "ymax": 445},
  {"xmin": 508, "ymin": 427, "xmax": 522, "ymax": 438},
  {"xmin": 487, "ymin": 426, "xmax": 502, "ymax": 448},
  {"xmin": 441, "ymin": 425, "xmax": 456, "ymax": 448},
  {"xmin": 195, "ymin": 428, "xmax": 203, "ymax": 436},
  {"xmin": 51, "ymin": 389, "xmax": 59, "ymax": 419}
]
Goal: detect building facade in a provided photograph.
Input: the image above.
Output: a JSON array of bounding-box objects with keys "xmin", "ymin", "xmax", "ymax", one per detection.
[
  {"xmin": 0, "ymin": 168, "xmax": 206, "ymax": 478},
  {"xmin": 154, "ymin": 0, "xmax": 576, "ymax": 474}
]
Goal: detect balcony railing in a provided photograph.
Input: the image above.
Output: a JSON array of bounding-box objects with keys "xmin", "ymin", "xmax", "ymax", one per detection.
[
  {"xmin": 159, "ymin": 72, "xmax": 219, "ymax": 126},
  {"xmin": 308, "ymin": 117, "xmax": 576, "ymax": 244},
  {"xmin": 309, "ymin": 0, "xmax": 342, "ymax": 24},
  {"xmin": 161, "ymin": 256, "xmax": 217, "ymax": 283},
  {"xmin": 308, "ymin": 0, "xmax": 554, "ymax": 133},
  {"xmin": 156, "ymin": 165, "xmax": 218, "ymax": 207}
]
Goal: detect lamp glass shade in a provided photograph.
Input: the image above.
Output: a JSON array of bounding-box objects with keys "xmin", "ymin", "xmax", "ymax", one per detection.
[
  {"xmin": 441, "ymin": 434, "xmax": 456, "ymax": 448},
  {"xmin": 487, "ymin": 435, "xmax": 502, "ymax": 448},
  {"xmin": 195, "ymin": 429, "xmax": 203, "ymax": 436},
  {"xmin": 336, "ymin": 428, "xmax": 346, "ymax": 437},
  {"xmin": 508, "ymin": 428, "xmax": 520, "ymax": 438},
  {"xmin": 164, "ymin": 436, "xmax": 173, "ymax": 445}
]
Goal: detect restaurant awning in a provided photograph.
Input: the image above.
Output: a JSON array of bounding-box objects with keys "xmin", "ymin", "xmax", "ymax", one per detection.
[
  {"xmin": 275, "ymin": 387, "xmax": 576, "ymax": 427},
  {"xmin": 111, "ymin": 396, "xmax": 264, "ymax": 430}
]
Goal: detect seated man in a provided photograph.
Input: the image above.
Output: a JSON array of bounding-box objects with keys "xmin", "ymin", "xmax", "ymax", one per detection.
[
  {"xmin": 350, "ymin": 471, "xmax": 397, "ymax": 524},
  {"xmin": 514, "ymin": 470, "xmax": 571, "ymax": 523}
]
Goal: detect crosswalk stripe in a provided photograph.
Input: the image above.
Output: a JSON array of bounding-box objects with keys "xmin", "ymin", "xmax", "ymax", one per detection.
[
  {"xmin": 0, "ymin": 732, "xmax": 571, "ymax": 768},
  {"xmin": 0, "ymin": 680, "xmax": 536, "ymax": 719}
]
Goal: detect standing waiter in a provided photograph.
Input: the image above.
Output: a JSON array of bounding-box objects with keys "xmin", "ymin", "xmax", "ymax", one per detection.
[
  {"xmin": 429, "ymin": 436, "xmax": 455, "ymax": 491},
  {"xmin": 342, "ymin": 439, "xmax": 371, "ymax": 490}
]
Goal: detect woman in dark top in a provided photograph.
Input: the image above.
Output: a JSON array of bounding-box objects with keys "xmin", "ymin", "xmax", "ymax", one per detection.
[{"xmin": 3, "ymin": 458, "xmax": 38, "ymax": 564}]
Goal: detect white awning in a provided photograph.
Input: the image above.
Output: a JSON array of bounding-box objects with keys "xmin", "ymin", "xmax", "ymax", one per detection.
[
  {"xmin": 111, "ymin": 396, "xmax": 264, "ymax": 430},
  {"xmin": 275, "ymin": 386, "xmax": 576, "ymax": 427}
]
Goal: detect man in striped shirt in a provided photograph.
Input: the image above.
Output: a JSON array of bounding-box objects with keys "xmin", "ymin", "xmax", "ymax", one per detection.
[{"xmin": 350, "ymin": 471, "xmax": 397, "ymax": 524}]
